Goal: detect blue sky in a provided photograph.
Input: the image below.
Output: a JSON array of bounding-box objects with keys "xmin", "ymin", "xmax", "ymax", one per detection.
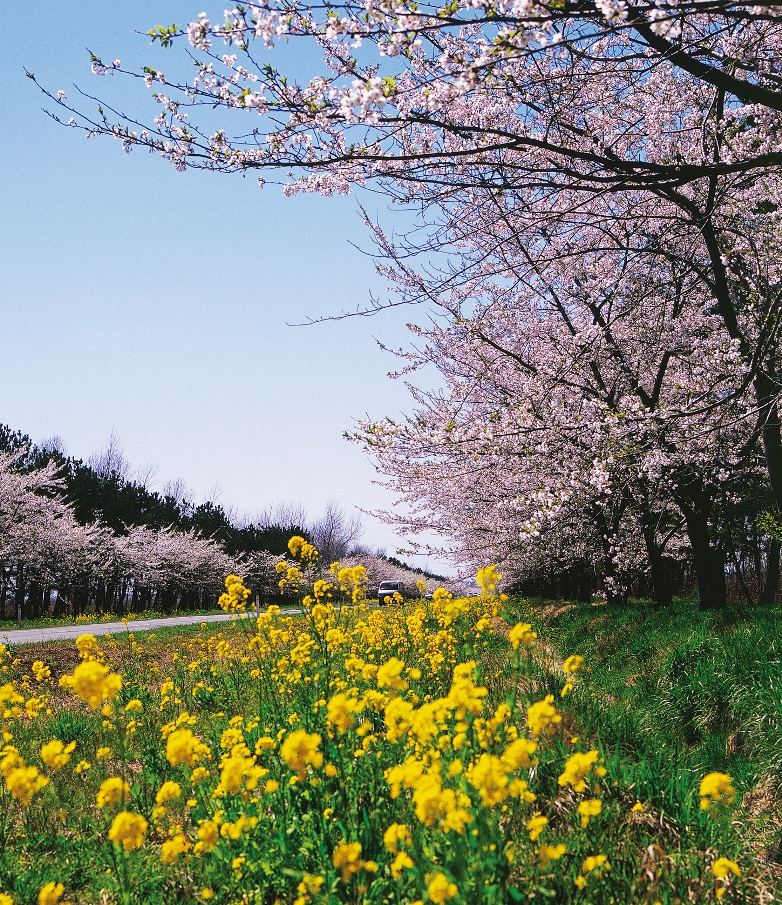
[{"xmin": 1, "ymin": 3, "xmax": 446, "ymax": 569}]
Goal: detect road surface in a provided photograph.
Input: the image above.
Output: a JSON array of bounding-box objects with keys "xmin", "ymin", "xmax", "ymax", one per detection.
[{"xmin": 0, "ymin": 610, "xmax": 299, "ymax": 646}]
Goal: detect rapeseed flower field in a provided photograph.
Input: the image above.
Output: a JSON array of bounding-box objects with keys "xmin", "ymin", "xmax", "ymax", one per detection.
[{"xmin": 0, "ymin": 544, "xmax": 745, "ymax": 904}]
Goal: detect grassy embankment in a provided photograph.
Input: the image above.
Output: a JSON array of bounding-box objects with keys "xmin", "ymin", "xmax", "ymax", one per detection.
[
  {"xmin": 506, "ymin": 596, "xmax": 782, "ymax": 897},
  {"xmin": 0, "ymin": 588, "xmax": 775, "ymax": 904}
]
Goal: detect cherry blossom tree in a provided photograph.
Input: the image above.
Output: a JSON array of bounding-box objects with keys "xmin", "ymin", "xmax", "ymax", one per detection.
[
  {"xmin": 0, "ymin": 451, "xmax": 238, "ymax": 618},
  {"xmin": 28, "ymin": 6, "xmax": 782, "ymax": 602},
  {"xmin": 31, "ymin": 5, "xmax": 782, "ymax": 515},
  {"xmin": 113, "ymin": 525, "xmax": 235, "ymax": 612},
  {"xmin": 353, "ymin": 196, "xmax": 761, "ymax": 607}
]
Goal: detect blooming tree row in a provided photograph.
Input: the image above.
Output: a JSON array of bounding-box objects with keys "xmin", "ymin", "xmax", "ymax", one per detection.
[
  {"xmin": 0, "ymin": 450, "xmax": 448, "ymax": 619},
  {"xmin": 33, "ymin": 4, "xmax": 782, "ymax": 605},
  {"xmin": 353, "ymin": 205, "xmax": 772, "ymax": 606},
  {"xmin": 0, "ymin": 451, "xmax": 237, "ymax": 619}
]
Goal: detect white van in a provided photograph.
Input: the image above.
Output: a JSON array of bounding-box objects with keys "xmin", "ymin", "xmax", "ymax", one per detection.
[{"xmin": 378, "ymin": 580, "xmax": 409, "ymax": 605}]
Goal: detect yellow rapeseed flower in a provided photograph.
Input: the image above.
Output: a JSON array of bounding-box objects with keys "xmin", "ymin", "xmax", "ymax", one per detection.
[
  {"xmin": 294, "ymin": 874, "xmax": 325, "ymax": 905},
  {"xmin": 5, "ymin": 763, "xmax": 49, "ymax": 804},
  {"xmin": 218, "ymin": 575, "xmax": 251, "ymax": 613},
  {"xmin": 385, "ymin": 697, "xmax": 415, "ymax": 743},
  {"xmin": 166, "ymin": 728, "xmax": 211, "ymax": 767},
  {"xmin": 190, "ymin": 766, "xmax": 210, "ymax": 784},
  {"xmin": 447, "ymin": 662, "xmax": 488, "ymax": 717},
  {"xmin": 75, "ymin": 634, "xmax": 99, "ymax": 660},
  {"xmin": 427, "ymin": 872, "xmax": 458, "ymax": 904},
  {"xmin": 0, "ymin": 893, "xmax": 12, "ymax": 905},
  {"xmin": 527, "ymin": 696, "xmax": 562, "ymax": 737},
  {"xmin": 467, "ymin": 754, "xmax": 510, "ymax": 807},
  {"xmin": 161, "ymin": 834, "xmax": 191, "ymax": 864},
  {"xmin": 108, "ymin": 811, "xmax": 148, "ymax": 851},
  {"xmin": 326, "ymin": 693, "xmax": 361, "ymax": 733},
  {"xmin": 712, "ymin": 857, "xmax": 741, "ymax": 879},
  {"xmin": 216, "ymin": 750, "xmax": 266, "ymax": 795},
  {"xmin": 699, "ymin": 772, "xmax": 735, "ymax": 811},
  {"xmin": 537, "ymin": 843, "xmax": 567, "ymax": 868},
  {"xmin": 476, "ymin": 565, "xmax": 501, "ymax": 596},
  {"xmin": 712, "ymin": 857, "xmax": 741, "ymax": 898},
  {"xmin": 337, "ymin": 565, "xmax": 368, "ymax": 602},
  {"xmin": 0, "ymin": 745, "xmax": 24, "ymax": 779},
  {"xmin": 583, "ymin": 854, "xmax": 610, "ymax": 874},
  {"xmin": 40, "ymin": 740, "xmax": 76, "ymax": 772},
  {"xmin": 383, "ymin": 823, "xmax": 412, "ymax": 853},
  {"xmin": 0, "ymin": 684, "xmax": 23, "ymax": 712},
  {"xmin": 376, "ymin": 658, "xmax": 408, "ymax": 692},
  {"xmin": 287, "ymin": 536, "xmax": 307, "ymax": 558},
  {"xmin": 280, "ymin": 730, "xmax": 323, "ymax": 779},
  {"xmin": 527, "ymin": 814, "xmax": 548, "ymax": 841},
  {"xmin": 563, "ymin": 655, "xmax": 584, "ymax": 674},
  {"xmin": 577, "ymin": 798, "xmax": 602, "ymax": 827},
  {"xmin": 332, "ymin": 841, "xmax": 364, "ymax": 883},
  {"xmin": 38, "ymin": 882, "xmax": 67, "ymax": 905},
  {"xmin": 254, "ymin": 736, "xmax": 276, "ymax": 752},
  {"xmin": 391, "ymin": 852, "xmax": 414, "ymax": 878},
  {"xmin": 509, "ymin": 622, "xmax": 537, "ymax": 649},
  {"xmin": 155, "ymin": 781, "xmax": 182, "ymax": 806},
  {"xmin": 31, "ymin": 661, "xmax": 51, "ymax": 683},
  {"xmin": 558, "ymin": 750, "xmax": 600, "ymax": 792},
  {"xmin": 502, "ymin": 737, "xmax": 537, "ymax": 771},
  {"xmin": 67, "ymin": 660, "xmax": 122, "ymax": 710},
  {"xmin": 194, "ymin": 819, "xmax": 220, "ymax": 854},
  {"xmin": 96, "ymin": 777, "xmax": 130, "ymax": 809},
  {"xmin": 411, "ymin": 769, "xmax": 473, "ymax": 833}
]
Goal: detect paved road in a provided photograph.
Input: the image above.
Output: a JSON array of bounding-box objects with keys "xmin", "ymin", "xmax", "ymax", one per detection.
[{"xmin": 0, "ymin": 610, "xmax": 300, "ymax": 646}]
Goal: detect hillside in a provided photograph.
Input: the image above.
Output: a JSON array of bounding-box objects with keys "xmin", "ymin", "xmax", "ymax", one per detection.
[{"xmin": 505, "ymin": 595, "xmax": 782, "ymax": 896}]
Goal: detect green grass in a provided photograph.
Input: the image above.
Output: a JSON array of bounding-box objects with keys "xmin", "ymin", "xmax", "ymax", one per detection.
[
  {"xmin": 2, "ymin": 596, "xmax": 777, "ymax": 904},
  {"xmin": 504, "ymin": 596, "xmax": 782, "ymax": 889}
]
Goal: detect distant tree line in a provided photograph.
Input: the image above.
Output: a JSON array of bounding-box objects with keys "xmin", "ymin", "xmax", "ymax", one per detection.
[
  {"xmin": 0, "ymin": 425, "xmax": 385, "ymax": 619},
  {"xmin": 0, "ymin": 427, "xmax": 309, "ymax": 558}
]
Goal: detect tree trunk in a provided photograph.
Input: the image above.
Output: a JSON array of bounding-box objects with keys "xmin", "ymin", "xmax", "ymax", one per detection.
[
  {"xmin": 14, "ymin": 563, "xmax": 26, "ymax": 620},
  {"xmin": 648, "ymin": 547, "xmax": 674, "ymax": 609},
  {"xmin": 638, "ymin": 503, "xmax": 673, "ymax": 608},
  {"xmin": 755, "ymin": 377, "xmax": 782, "ymax": 513},
  {"xmin": 73, "ymin": 576, "xmax": 88, "ymax": 617},
  {"xmin": 672, "ymin": 473, "xmax": 727, "ymax": 610},
  {"xmin": 593, "ymin": 506, "xmax": 625, "ymax": 606},
  {"xmin": 687, "ymin": 516, "xmax": 727, "ymax": 610},
  {"xmin": 52, "ymin": 589, "xmax": 66, "ymax": 617},
  {"xmin": 760, "ymin": 537, "xmax": 781, "ymax": 605},
  {"xmin": 0, "ymin": 570, "xmax": 8, "ymax": 620},
  {"xmin": 752, "ymin": 524, "xmax": 763, "ymax": 594},
  {"xmin": 105, "ymin": 579, "xmax": 118, "ymax": 616},
  {"xmin": 27, "ymin": 581, "xmax": 42, "ymax": 619}
]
